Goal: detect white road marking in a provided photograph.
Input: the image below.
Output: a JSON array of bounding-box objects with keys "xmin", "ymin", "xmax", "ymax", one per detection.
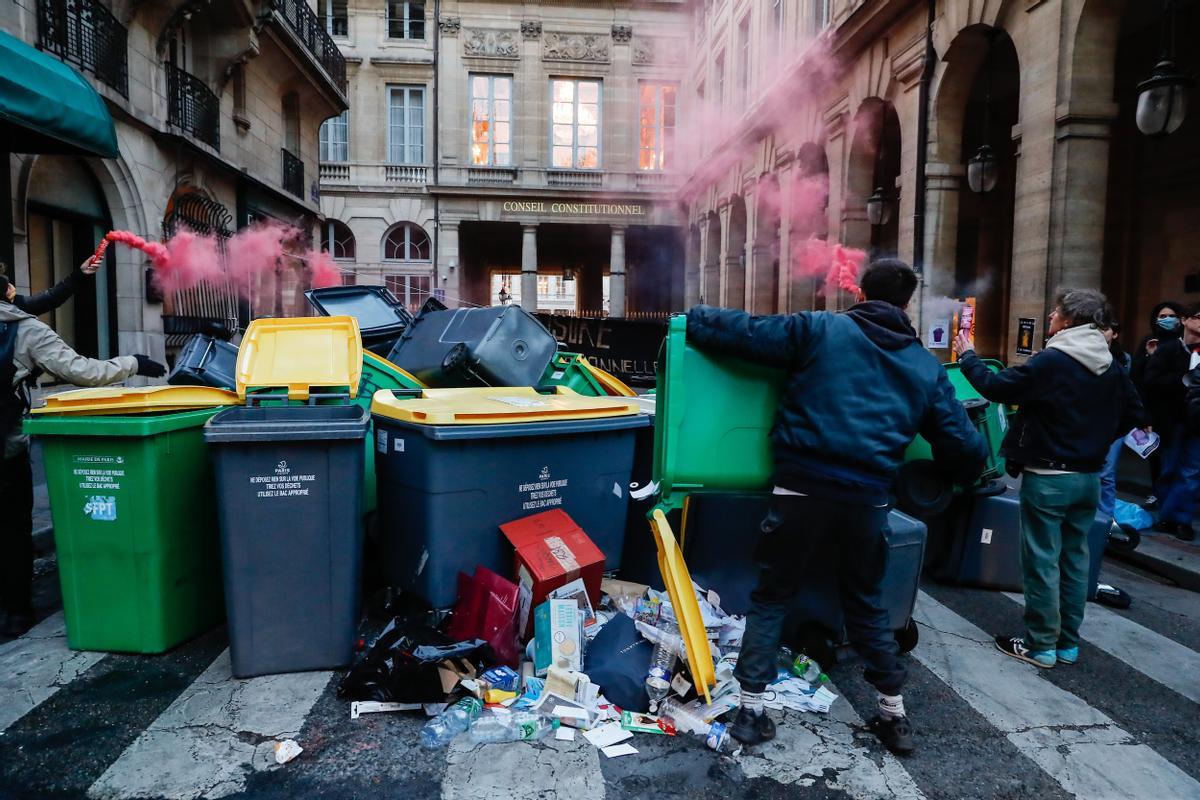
[
  {"xmin": 442, "ymin": 735, "xmax": 606, "ymax": 800},
  {"xmin": 0, "ymin": 612, "xmax": 105, "ymax": 732}
]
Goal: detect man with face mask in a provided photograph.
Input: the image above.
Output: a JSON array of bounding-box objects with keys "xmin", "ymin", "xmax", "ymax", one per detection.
[
  {"xmin": 1144, "ymin": 305, "xmax": 1200, "ymax": 541},
  {"xmin": 1132, "ymin": 302, "xmax": 1185, "ymax": 507}
]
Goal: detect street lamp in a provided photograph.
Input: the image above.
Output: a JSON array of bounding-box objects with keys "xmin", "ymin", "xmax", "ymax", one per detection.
[
  {"xmin": 866, "ymin": 186, "xmax": 892, "ymax": 226},
  {"xmin": 967, "ymin": 144, "xmax": 1001, "ymax": 194},
  {"xmin": 1137, "ymin": 0, "xmax": 1193, "ymax": 137}
]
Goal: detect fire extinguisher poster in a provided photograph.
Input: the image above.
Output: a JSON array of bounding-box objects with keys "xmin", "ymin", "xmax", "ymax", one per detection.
[{"xmin": 1016, "ymin": 317, "xmax": 1036, "ymax": 355}]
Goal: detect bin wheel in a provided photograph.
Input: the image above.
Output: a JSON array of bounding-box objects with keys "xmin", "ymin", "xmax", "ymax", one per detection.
[
  {"xmin": 1106, "ymin": 524, "xmax": 1141, "ymax": 554},
  {"xmin": 894, "ymin": 460, "xmax": 955, "ymax": 517},
  {"xmin": 442, "ymin": 342, "xmax": 469, "ymax": 373},
  {"xmin": 895, "ymin": 619, "xmax": 919, "ymax": 654},
  {"xmin": 1093, "ymin": 584, "xmax": 1133, "ymax": 609}
]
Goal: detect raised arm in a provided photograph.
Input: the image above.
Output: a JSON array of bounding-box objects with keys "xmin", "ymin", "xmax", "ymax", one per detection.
[{"xmin": 684, "ymin": 305, "xmax": 818, "ymax": 369}]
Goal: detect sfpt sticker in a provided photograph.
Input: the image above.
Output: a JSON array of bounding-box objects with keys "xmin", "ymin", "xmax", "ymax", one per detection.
[{"xmin": 84, "ymin": 496, "xmax": 117, "ymax": 521}]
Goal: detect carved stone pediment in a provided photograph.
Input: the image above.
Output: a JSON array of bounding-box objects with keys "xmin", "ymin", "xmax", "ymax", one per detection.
[
  {"xmin": 464, "ymin": 28, "xmax": 520, "ymax": 58},
  {"xmin": 632, "ymin": 36, "xmax": 687, "ymax": 66},
  {"xmin": 543, "ymin": 32, "xmax": 610, "ymax": 63},
  {"xmin": 521, "ymin": 20, "xmax": 542, "ymax": 39}
]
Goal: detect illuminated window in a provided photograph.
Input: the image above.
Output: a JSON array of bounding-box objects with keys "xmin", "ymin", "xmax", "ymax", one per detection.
[
  {"xmin": 386, "ymin": 274, "xmax": 432, "ymax": 310},
  {"xmin": 387, "ymin": 1, "xmax": 425, "ymax": 40},
  {"xmin": 387, "ymin": 86, "xmax": 424, "ymax": 164},
  {"xmin": 321, "ymin": 220, "xmax": 355, "ymax": 260},
  {"xmin": 550, "ymin": 79, "xmax": 601, "ymax": 169},
  {"xmin": 470, "ymin": 75, "xmax": 512, "ymax": 166},
  {"xmin": 382, "ymin": 222, "xmax": 430, "ymax": 261},
  {"xmin": 319, "ymin": 111, "xmax": 348, "ymax": 162},
  {"xmin": 639, "ymin": 82, "xmax": 677, "ymax": 171}
]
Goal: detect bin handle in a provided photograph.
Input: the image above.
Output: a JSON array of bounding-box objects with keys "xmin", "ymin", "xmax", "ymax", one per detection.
[{"xmin": 243, "ymin": 390, "xmax": 352, "ymax": 407}]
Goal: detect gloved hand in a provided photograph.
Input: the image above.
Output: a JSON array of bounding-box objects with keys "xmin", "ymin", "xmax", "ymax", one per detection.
[{"xmin": 133, "ymin": 354, "xmax": 166, "ymax": 378}]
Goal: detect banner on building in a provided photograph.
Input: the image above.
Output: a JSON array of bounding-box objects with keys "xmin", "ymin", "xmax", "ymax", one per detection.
[{"xmin": 535, "ymin": 314, "xmax": 667, "ymax": 388}]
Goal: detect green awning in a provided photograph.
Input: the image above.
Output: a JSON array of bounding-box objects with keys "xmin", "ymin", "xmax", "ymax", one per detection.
[{"xmin": 0, "ymin": 30, "xmax": 118, "ymax": 158}]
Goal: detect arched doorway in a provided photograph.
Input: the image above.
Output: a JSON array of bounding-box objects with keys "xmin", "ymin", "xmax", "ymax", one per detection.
[
  {"xmin": 790, "ymin": 142, "xmax": 830, "ymax": 311},
  {"xmin": 931, "ymin": 25, "xmax": 1021, "ymax": 359},
  {"xmin": 24, "ymin": 156, "xmax": 118, "ymax": 358},
  {"xmin": 848, "ymin": 99, "xmax": 902, "ymax": 259},
  {"xmin": 1102, "ymin": 0, "xmax": 1200, "ymax": 343}
]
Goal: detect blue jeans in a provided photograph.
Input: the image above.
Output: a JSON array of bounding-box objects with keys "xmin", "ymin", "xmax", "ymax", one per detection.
[
  {"xmin": 1158, "ymin": 434, "xmax": 1200, "ymax": 525},
  {"xmin": 733, "ymin": 495, "xmax": 905, "ymax": 696},
  {"xmin": 1097, "ymin": 438, "xmax": 1124, "ymax": 521}
]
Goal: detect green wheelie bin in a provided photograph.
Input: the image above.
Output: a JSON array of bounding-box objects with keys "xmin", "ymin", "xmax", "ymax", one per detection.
[{"xmin": 24, "ymin": 385, "xmax": 237, "ymax": 653}]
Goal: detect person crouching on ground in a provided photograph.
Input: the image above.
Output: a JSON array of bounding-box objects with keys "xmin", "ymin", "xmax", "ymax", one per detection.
[
  {"xmin": 955, "ymin": 289, "xmax": 1147, "ymax": 669},
  {"xmin": 685, "ymin": 259, "xmax": 988, "ymax": 756}
]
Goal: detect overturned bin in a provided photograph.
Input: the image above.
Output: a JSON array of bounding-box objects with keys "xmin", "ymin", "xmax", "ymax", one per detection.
[
  {"xmin": 205, "ymin": 317, "xmax": 369, "ymax": 677},
  {"xmin": 26, "ymin": 386, "xmax": 238, "ymax": 653},
  {"xmin": 371, "ymin": 386, "xmax": 648, "ymax": 607}
]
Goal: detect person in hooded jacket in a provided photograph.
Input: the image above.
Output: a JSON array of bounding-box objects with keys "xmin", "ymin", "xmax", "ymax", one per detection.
[
  {"xmin": 0, "ymin": 274, "xmax": 166, "ymax": 638},
  {"xmin": 1131, "ymin": 301, "xmax": 1185, "ymax": 504},
  {"xmin": 0, "ymin": 259, "xmax": 103, "ymax": 318},
  {"xmin": 685, "ymin": 259, "xmax": 988, "ymax": 757},
  {"xmin": 956, "ymin": 289, "xmax": 1146, "ymax": 670}
]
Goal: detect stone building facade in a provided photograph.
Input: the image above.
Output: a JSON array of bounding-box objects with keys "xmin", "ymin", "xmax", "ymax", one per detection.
[
  {"xmin": 683, "ymin": 0, "xmax": 1200, "ymax": 363},
  {"xmin": 2, "ymin": 0, "xmax": 347, "ymax": 363},
  {"xmin": 318, "ymin": 0, "xmax": 689, "ymax": 316}
]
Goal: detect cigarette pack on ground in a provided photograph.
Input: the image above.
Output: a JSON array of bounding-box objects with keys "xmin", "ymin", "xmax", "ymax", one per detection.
[
  {"xmin": 533, "ymin": 598, "xmax": 583, "ymax": 675},
  {"xmin": 501, "ymin": 510, "xmax": 605, "ymax": 639}
]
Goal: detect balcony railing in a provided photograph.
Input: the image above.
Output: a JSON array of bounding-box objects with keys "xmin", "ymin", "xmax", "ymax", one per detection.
[
  {"xmin": 468, "ymin": 167, "xmax": 518, "ymax": 185},
  {"xmin": 37, "ymin": 0, "xmax": 129, "ymax": 97},
  {"xmin": 385, "ymin": 165, "xmax": 428, "ymax": 184},
  {"xmin": 548, "ymin": 170, "xmax": 602, "ymax": 189},
  {"xmin": 635, "ymin": 171, "xmax": 682, "ymax": 191},
  {"xmin": 320, "ymin": 163, "xmax": 350, "ymax": 182},
  {"xmin": 282, "ymin": 149, "xmax": 304, "ymax": 198},
  {"xmin": 271, "ymin": 0, "xmax": 348, "ymax": 95},
  {"xmin": 166, "ymin": 63, "xmax": 220, "ymax": 151}
]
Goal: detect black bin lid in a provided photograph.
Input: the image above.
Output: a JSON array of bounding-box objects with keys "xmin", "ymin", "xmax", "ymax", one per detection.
[{"xmin": 304, "ymin": 285, "xmax": 414, "ymax": 340}]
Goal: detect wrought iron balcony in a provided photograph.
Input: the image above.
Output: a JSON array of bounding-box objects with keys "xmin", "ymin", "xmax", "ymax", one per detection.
[
  {"xmin": 271, "ymin": 0, "xmax": 348, "ymax": 95},
  {"xmin": 166, "ymin": 63, "xmax": 220, "ymax": 151},
  {"xmin": 282, "ymin": 148, "xmax": 304, "ymax": 198},
  {"xmin": 37, "ymin": 0, "xmax": 129, "ymax": 97}
]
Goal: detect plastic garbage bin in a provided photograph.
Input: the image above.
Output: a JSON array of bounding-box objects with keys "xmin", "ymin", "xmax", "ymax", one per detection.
[
  {"xmin": 539, "ymin": 352, "xmax": 605, "ymax": 396},
  {"xmin": 355, "ymin": 351, "xmax": 423, "ymax": 514},
  {"xmin": 371, "ymin": 386, "xmax": 648, "ymax": 607},
  {"xmin": 305, "ymin": 285, "xmax": 414, "ymax": 358},
  {"xmin": 386, "ymin": 305, "xmax": 558, "ymax": 388},
  {"xmin": 205, "ymin": 316, "xmax": 370, "ymax": 677},
  {"xmin": 25, "ymin": 387, "xmax": 238, "ymax": 652},
  {"xmin": 168, "ymin": 333, "xmax": 239, "ymax": 389}
]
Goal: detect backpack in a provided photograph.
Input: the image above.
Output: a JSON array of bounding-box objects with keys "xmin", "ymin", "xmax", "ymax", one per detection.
[{"xmin": 0, "ymin": 321, "xmax": 30, "ymax": 443}]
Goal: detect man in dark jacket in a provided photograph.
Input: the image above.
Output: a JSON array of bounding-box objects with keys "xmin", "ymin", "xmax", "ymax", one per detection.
[
  {"xmin": 1144, "ymin": 304, "xmax": 1200, "ymax": 541},
  {"xmin": 956, "ymin": 289, "xmax": 1146, "ymax": 670},
  {"xmin": 686, "ymin": 259, "xmax": 988, "ymax": 756}
]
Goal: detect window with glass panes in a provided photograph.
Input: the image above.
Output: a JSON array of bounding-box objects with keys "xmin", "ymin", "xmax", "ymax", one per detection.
[
  {"xmin": 386, "ymin": 274, "xmax": 432, "ymax": 311},
  {"xmin": 319, "ymin": 0, "xmax": 348, "ymax": 37},
  {"xmin": 382, "ymin": 222, "xmax": 431, "ymax": 262},
  {"xmin": 639, "ymin": 83, "xmax": 676, "ymax": 171},
  {"xmin": 387, "ymin": 86, "xmax": 424, "ymax": 164},
  {"xmin": 470, "ymin": 75, "xmax": 512, "ymax": 166},
  {"xmin": 320, "ymin": 111, "xmax": 348, "ymax": 162},
  {"xmin": 773, "ymin": 0, "xmax": 784, "ymax": 45},
  {"xmin": 738, "ymin": 14, "xmax": 751, "ymax": 104},
  {"xmin": 551, "ymin": 79, "xmax": 601, "ymax": 170},
  {"xmin": 321, "ymin": 219, "xmax": 355, "ymax": 260},
  {"xmin": 715, "ymin": 52, "xmax": 725, "ymax": 108},
  {"xmin": 386, "ymin": 1, "xmax": 425, "ymax": 39}
]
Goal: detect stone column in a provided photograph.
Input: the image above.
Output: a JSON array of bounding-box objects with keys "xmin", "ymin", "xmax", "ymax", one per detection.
[
  {"xmin": 520, "ymin": 224, "xmax": 538, "ymax": 310},
  {"xmin": 920, "ymin": 160, "xmax": 965, "ymax": 305},
  {"xmin": 684, "ymin": 224, "xmax": 702, "ymax": 308},
  {"xmin": 438, "ymin": 220, "xmax": 461, "ymax": 304},
  {"xmin": 609, "ymin": 225, "xmax": 626, "ymax": 318}
]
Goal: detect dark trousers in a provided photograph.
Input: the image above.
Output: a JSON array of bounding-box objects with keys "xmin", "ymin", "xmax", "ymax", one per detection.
[
  {"xmin": 0, "ymin": 449, "xmax": 34, "ymax": 614},
  {"xmin": 733, "ymin": 494, "xmax": 906, "ymax": 696}
]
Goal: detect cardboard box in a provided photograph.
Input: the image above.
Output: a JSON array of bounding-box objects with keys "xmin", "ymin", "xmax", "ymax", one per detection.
[
  {"xmin": 501, "ymin": 509, "xmax": 605, "ymax": 639},
  {"xmin": 533, "ymin": 598, "xmax": 583, "ymax": 675}
]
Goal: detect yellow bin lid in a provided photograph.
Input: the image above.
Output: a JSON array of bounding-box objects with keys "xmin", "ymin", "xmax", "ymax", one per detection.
[
  {"xmin": 650, "ymin": 508, "xmax": 715, "ymax": 704},
  {"xmin": 31, "ymin": 385, "xmax": 239, "ymax": 416},
  {"xmin": 370, "ymin": 386, "xmax": 639, "ymax": 425},
  {"xmin": 237, "ymin": 316, "xmax": 363, "ymax": 400}
]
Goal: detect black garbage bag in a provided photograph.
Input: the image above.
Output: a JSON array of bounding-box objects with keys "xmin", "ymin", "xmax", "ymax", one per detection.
[{"xmin": 337, "ymin": 617, "xmax": 495, "ymax": 703}]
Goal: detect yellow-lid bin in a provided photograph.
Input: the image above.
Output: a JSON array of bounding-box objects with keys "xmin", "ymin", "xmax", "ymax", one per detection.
[
  {"xmin": 370, "ymin": 386, "xmax": 640, "ymax": 425},
  {"xmin": 236, "ymin": 316, "xmax": 363, "ymax": 400},
  {"xmin": 31, "ymin": 385, "xmax": 239, "ymax": 416}
]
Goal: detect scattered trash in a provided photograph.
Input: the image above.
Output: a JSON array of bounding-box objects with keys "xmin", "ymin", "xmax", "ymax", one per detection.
[
  {"xmin": 601, "ymin": 743, "xmax": 639, "ymax": 758},
  {"xmin": 419, "ymin": 697, "xmax": 483, "ymax": 749},
  {"xmin": 583, "ymin": 722, "xmax": 634, "ymax": 748},
  {"xmin": 469, "ymin": 709, "xmax": 559, "ymax": 743},
  {"xmin": 350, "ymin": 701, "xmax": 421, "ymax": 719},
  {"xmin": 644, "ymin": 610, "xmax": 680, "ymax": 712},
  {"xmin": 446, "ymin": 567, "xmax": 521, "ymax": 667},
  {"xmin": 621, "ymin": 711, "xmax": 669, "ymax": 735},
  {"xmin": 273, "ymin": 739, "xmax": 303, "ymax": 764},
  {"xmin": 534, "ymin": 598, "xmax": 585, "ymax": 674}
]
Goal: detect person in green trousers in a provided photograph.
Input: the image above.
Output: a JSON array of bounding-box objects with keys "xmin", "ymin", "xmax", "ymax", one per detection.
[{"xmin": 955, "ymin": 290, "xmax": 1147, "ymax": 668}]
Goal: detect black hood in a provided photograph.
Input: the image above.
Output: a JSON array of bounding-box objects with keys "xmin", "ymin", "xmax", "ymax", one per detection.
[{"xmin": 844, "ymin": 301, "xmax": 918, "ymax": 351}]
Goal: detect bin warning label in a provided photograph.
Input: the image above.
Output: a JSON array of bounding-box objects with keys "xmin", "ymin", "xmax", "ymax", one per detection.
[
  {"xmin": 248, "ymin": 461, "xmax": 318, "ymax": 498},
  {"xmin": 518, "ymin": 466, "xmax": 568, "ymax": 511},
  {"xmin": 72, "ymin": 455, "xmax": 125, "ymax": 492},
  {"xmin": 84, "ymin": 496, "xmax": 117, "ymax": 521}
]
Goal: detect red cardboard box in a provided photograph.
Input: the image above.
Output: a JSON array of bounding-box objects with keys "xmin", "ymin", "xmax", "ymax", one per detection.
[{"xmin": 500, "ymin": 509, "xmax": 605, "ymax": 639}]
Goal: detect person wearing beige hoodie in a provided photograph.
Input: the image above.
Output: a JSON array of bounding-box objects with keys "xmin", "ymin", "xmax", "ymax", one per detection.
[
  {"xmin": 954, "ymin": 289, "xmax": 1147, "ymax": 670},
  {"xmin": 0, "ymin": 275, "xmax": 166, "ymax": 637}
]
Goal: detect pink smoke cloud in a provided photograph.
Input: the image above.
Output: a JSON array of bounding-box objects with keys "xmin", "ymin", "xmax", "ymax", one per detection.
[{"xmin": 794, "ymin": 237, "xmax": 865, "ymax": 297}]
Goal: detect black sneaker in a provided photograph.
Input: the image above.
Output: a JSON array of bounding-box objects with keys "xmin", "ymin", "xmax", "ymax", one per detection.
[
  {"xmin": 728, "ymin": 707, "xmax": 776, "ymax": 746},
  {"xmin": 868, "ymin": 715, "xmax": 915, "ymax": 756},
  {"xmin": 1153, "ymin": 519, "xmax": 1175, "ymax": 534},
  {"xmin": 1175, "ymin": 524, "xmax": 1196, "ymax": 542}
]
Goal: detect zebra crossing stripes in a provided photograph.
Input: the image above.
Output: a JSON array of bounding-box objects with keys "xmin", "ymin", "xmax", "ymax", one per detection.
[{"xmin": 0, "ymin": 612, "xmax": 105, "ymax": 732}]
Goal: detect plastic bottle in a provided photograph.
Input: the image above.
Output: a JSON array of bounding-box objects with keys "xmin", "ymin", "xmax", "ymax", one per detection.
[
  {"xmin": 419, "ymin": 697, "xmax": 483, "ymax": 749},
  {"xmin": 469, "ymin": 712, "xmax": 559, "ymax": 743},
  {"xmin": 645, "ymin": 615, "xmax": 680, "ymax": 712},
  {"xmin": 790, "ymin": 654, "xmax": 823, "ymax": 684},
  {"xmin": 658, "ymin": 697, "xmax": 707, "ymax": 735}
]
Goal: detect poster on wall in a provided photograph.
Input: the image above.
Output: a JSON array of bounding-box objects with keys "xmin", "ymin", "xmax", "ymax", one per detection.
[
  {"xmin": 1016, "ymin": 318, "xmax": 1036, "ymax": 356},
  {"xmin": 950, "ymin": 298, "xmax": 977, "ymax": 363},
  {"xmin": 927, "ymin": 319, "xmax": 950, "ymax": 349}
]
